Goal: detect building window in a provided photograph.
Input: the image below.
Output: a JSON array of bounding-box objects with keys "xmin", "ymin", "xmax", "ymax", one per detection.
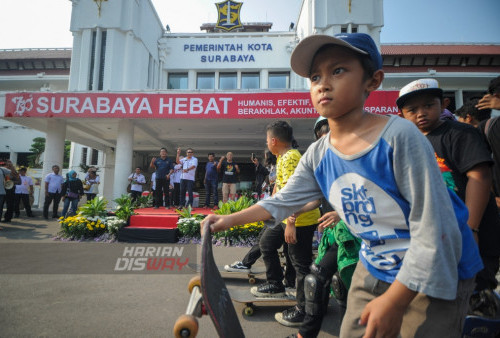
[
  {"xmin": 88, "ymin": 30, "xmax": 107, "ymax": 91},
  {"xmin": 341, "ymin": 26, "xmax": 347, "ymax": 33},
  {"xmin": 91, "ymin": 149, "xmax": 99, "ymax": 166},
  {"xmin": 241, "ymin": 72, "xmax": 260, "ymax": 89},
  {"xmin": 219, "ymin": 72, "xmax": 237, "ymax": 90},
  {"xmin": 147, "ymin": 55, "xmax": 154, "ymax": 89},
  {"xmin": 98, "ymin": 31, "xmax": 106, "ymax": 90},
  {"xmin": 81, "ymin": 147, "xmax": 88, "ymax": 165},
  {"xmin": 268, "ymin": 72, "xmax": 289, "ymax": 89},
  {"xmin": 197, "ymin": 73, "xmax": 215, "ymax": 89},
  {"xmin": 168, "ymin": 73, "xmax": 188, "ymax": 89},
  {"xmin": 352, "ymin": 26, "xmax": 358, "ymax": 33},
  {"xmin": 88, "ymin": 32, "xmax": 97, "ymax": 90}
]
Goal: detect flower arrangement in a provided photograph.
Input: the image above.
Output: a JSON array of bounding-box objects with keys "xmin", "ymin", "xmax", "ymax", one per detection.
[
  {"xmin": 58, "ymin": 215, "xmax": 107, "ymax": 239},
  {"xmin": 56, "ymin": 194, "xmax": 136, "ymax": 241},
  {"xmin": 176, "ymin": 196, "xmax": 264, "ymax": 246},
  {"xmin": 176, "ymin": 205, "xmax": 205, "ymax": 241}
]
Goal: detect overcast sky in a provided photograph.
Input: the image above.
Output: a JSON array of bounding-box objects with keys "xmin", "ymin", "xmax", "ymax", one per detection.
[{"xmin": 0, "ymin": 0, "xmax": 498, "ymax": 49}]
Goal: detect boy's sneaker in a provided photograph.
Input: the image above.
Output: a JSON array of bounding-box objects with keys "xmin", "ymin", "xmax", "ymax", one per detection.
[
  {"xmin": 250, "ymin": 281, "xmax": 285, "ymax": 297},
  {"xmin": 274, "ymin": 306, "xmax": 305, "ymax": 327},
  {"xmin": 224, "ymin": 261, "xmax": 250, "ymax": 273}
]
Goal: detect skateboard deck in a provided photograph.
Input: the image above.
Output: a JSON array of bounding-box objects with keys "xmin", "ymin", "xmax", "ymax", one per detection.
[
  {"xmin": 173, "ymin": 224, "xmax": 244, "ymax": 338},
  {"xmin": 462, "ymin": 315, "xmax": 500, "ymax": 337},
  {"xmin": 188, "ymin": 263, "xmax": 266, "ymax": 284},
  {"xmin": 228, "ymin": 285, "xmax": 296, "ymax": 316}
]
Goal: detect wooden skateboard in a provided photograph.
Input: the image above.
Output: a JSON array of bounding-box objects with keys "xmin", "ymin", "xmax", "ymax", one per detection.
[
  {"xmin": 188, "ymin": 263, "xmax": 266, "ymax": 284},
  {"xmin": 228, "ymin": 285, "xmax": 296, "ymax": 316},
  {"xmin": 173, "ymin": 224, "xmax": 244, "ymax": 338}
]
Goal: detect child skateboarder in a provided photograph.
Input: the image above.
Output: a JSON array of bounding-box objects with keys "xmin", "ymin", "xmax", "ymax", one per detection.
[
  {"xmin": 202, "ymin": 33, "xmax": 483, "ymax": 337},
  {"xmin": 398, "ymin": 78, "xmax": 500, "ymax": 318}
]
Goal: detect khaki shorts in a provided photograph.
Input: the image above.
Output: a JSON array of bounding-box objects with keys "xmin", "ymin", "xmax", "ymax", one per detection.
[
  {"xmin": 222, "ymin": 183, "xmax": 237, "ymax": 201},
  {"xmin": 340, "ymin": 261, "xmax": 474, "ymax": 338}
]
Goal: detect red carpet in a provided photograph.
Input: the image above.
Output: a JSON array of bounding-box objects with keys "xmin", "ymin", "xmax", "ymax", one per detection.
[{"xmin": 127, "ymin": 207, "xmax": 215, "ymax": 229}]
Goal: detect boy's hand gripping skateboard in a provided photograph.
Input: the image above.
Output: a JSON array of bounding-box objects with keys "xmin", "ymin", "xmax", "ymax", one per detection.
[{"xmin": 173, "ymin": 223, "xmax": 244, "ymax": 338}]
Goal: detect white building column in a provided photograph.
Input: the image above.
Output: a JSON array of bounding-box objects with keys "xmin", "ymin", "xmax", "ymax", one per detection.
[
  {"xmin": 9, "ymin": 151, "xmax": 18, "ymax": 166},
  {"xmin": 455, "ymin": 89, "xmax": 464, "ymax": 110},
  {"xmin": 41, "ymin": 119, "xmax": 67, "ymax": 204},
  {"xmin": 112, "ymin": 120, "xmax": 134, "ymax": 200},
  {"xmin": 261, "ymin": 69, "xmax": 269, "ymax": 89},
  {"xmin": 102, "ymin": 147, "xmax": 115, "ymax": 203}
]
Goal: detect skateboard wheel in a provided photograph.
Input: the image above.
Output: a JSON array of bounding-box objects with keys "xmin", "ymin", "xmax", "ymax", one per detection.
[
  {"xmin": 188, "ymin": 276, "xmax": 201, "ymax": 294},
  {"xmin": 173, "ymin": 314, "xmax": 199, "ymax": 338},
  {"xmin": 248, "ymin": 277, "xmax": 256, "ymax": 285},
  {"xmin": 244, "ymin": 306, "xmax": 254, "ymax": 316}
]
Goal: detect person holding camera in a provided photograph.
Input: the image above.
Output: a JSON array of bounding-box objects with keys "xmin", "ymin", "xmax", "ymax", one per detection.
[
  {"xmin": 252, "ymin": 153, "xmax": 269, "ymax": 200},
  {"xmin": 128, "ymin": 167, "xmax": 146, "ymax": 204}
]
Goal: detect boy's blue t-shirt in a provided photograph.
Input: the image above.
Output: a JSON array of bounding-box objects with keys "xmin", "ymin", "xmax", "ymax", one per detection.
[{"xmin": 258, "ymin": 116, "xmax": 483, "ymax": 300}]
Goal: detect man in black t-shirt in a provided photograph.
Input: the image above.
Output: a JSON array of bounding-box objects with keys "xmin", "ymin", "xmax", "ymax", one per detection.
[
  {"xmin": 399, "ymin": 79, "xmax": 500, "ymax": 318},
  {"xmin": 217, "ymin": 152, "xmax": 240, "ymax": 203}
]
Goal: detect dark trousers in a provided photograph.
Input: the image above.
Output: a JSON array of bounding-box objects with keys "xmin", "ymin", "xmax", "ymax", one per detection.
[
  {"xmin": 130, "ymin": 190, "xmax": 142, "ymax": 204},
  {"xmin": 3, "ymin": 189, "xmax": 15, "ymax": 221},
  {"xmin": 288, "ymin": 224, "xmax": 316, "ymax": 309},
  {"xmin": 155, "ymin": 178, "xmax": 170, "ymax": 207},
  {"xmin": 475, "ymin": 255, "xmax": 500, "ymax": 291},
  {"xmin": 180, "ymin": 179, "xmax": 194, "ymax": 207},
  {"xmin": 14, "ymin": 194, "xmax": 33, "ymax": 216},
  {"xmin": 43, "ymin": 192, "xmax": 61, "ymax": 218},
  {"xmin": 204, "ymin": 179, "xmax": 218, "ymax": 207},
  {"xmin": 85, "ymin": 193, "xmax": 96, "ymax": 202},
  {"xmin": 242, "ymin": 225, "xmax": 266, "ymax": 267},
  {"xmin": 260, "ymin": 223, "xmax": 316, "ymax": 309},
  {"xmin": 172, "ymin": 183, "xmax": 180, "ymax": 206},
  {"xmin": 0, "ymin": 194, "xmax": 5, "ymax": 220},
  {"xmin": 300, "ymin": 243, "xmax": 339, "ymax": 338}
]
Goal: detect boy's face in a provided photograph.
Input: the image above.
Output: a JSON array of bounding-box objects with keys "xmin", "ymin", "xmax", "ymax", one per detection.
[
  {"xmin": 309, "ymin": 46, "xmax": 374, "ymax": 120},
  {"xmin": 208, "ymin": 154, "xmax": 214, "ymax": 161},
  {"xmin": 159, "ymin": 149, "xmax": 167, "ymax": 158},
  {"xmin": 399, "ymin": 93, "xmax": 443, "ymax": 134}
]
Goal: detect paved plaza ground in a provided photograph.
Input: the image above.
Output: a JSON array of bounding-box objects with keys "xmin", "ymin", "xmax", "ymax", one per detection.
[{"xmin": 0, "ymin": 209, "xmax": 343, "ymax": 337}]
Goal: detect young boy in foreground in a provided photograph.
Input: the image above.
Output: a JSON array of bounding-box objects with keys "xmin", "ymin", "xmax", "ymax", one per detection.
[{"xmin": 202, "ymin": 33, "xmax": 483, "ymax": 337}]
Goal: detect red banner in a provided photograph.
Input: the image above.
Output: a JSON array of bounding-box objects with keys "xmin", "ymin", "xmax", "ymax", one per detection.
[{"xmin": 4, "ymin": 91, "xmax": 399, "ymax": 119}]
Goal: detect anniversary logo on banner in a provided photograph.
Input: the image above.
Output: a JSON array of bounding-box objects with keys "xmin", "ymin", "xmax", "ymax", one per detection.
[{"xmin": 4, "ymin": 91, "xmax": 399, "ymax": 119}]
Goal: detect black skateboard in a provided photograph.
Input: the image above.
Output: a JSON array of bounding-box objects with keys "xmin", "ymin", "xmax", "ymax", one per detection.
[{"xmin": 173, "ymin": 224, "xmax": 244, "ymax": 338}]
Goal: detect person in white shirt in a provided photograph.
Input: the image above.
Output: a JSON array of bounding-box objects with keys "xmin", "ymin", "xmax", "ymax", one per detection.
[
  {"xmin": 176, "ymin": 148, "xmax": 198, "ymax": 207},
  {"xmin": 43, "ymin": 165, "xmax": 64, "ymax": 220},
  {"xmin": 14, "ymin": 168, "xmax": 34, "ymax": 218},
  {"xmin": 171, "ymin": 160, "xmax": 183, "ymax": 208},
  {"xmin": 84, "ymin": 168, "xmax": 100, "ymax": 202},
  {"xmin": 128, "ymin": 167, "xmax": 146, "ymax": 203}
]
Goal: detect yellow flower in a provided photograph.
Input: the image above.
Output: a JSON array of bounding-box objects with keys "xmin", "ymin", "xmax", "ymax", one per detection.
[{"xmin": 100, "ymin": 224, "xmax": 105, "ymax": 229}]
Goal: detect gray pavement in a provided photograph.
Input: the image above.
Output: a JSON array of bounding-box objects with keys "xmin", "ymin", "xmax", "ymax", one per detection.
[{"xmin": 0, "ymin": 209, "xmax": 342, "ymax": 337}]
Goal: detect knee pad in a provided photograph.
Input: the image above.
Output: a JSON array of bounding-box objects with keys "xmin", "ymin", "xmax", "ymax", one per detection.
[
  {"xmin": 331, "ymin": 271, "xmax": 348, "ymax": 305},
  {"xmin": 305, "ymin": 264, "xmax": 331, "ymax": 316}
]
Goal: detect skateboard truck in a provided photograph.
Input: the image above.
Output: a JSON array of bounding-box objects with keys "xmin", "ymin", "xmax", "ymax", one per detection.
[{"xmin": 173, "ymin": 276, "xmax": 205, "ymax": 338}]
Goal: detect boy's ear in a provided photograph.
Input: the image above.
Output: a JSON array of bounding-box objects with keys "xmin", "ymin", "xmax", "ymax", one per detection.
[
  {"xmin": 366, "ymin": 70, "xmax": 384, "ymax": 92},
  {"xmin": 397, "ymin": 110, "xmax": 404, "ymax": 118}
]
